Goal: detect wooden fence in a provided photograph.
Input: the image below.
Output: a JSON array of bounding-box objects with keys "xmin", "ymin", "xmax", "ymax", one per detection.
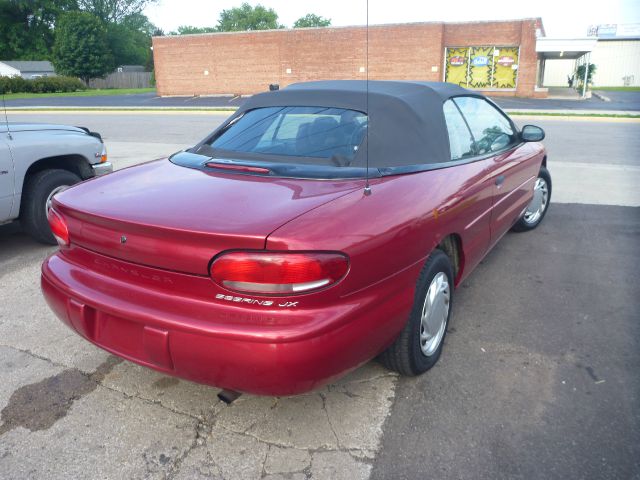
[{"xmin": 88, "ymin": 71, "xmax": 152, "ymax": 89}]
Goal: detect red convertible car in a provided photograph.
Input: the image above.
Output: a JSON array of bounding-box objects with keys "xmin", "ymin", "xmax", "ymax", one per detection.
[{"xmin": 41, "ymin": 81, "xmax": 551, "ymax": 397}]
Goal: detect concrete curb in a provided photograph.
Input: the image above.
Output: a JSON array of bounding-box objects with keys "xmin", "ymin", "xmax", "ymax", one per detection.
[
  {"xmin": 592, "ymin": 91, "xmax": 611, "ymax": 102},
  {"xmin": 504, "ymin": 108, "xmax": 640, "ymax": 116}
]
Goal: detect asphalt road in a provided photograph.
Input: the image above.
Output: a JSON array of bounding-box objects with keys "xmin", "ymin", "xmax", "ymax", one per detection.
[
  {"xmin": 1, "ymin": 113, "xmax": 639, "ymax": 479},
  {"xmin": 4, "ymin": 89, "xmax": 640, "ymax": 111}
]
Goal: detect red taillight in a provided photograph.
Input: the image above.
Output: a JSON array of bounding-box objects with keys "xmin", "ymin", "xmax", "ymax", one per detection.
[
  {"xmin": 210, "ymin": 252, "xmax": 349, "ymax": 295},
  {"xmin": 47, "ymin": 208, "xmax": 69, "ymax": 247}
]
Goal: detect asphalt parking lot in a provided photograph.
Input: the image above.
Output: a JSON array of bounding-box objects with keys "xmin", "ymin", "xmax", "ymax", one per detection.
[{"xmin": 1, "ymin": 112, "xmax": 639, "ymax": 479}]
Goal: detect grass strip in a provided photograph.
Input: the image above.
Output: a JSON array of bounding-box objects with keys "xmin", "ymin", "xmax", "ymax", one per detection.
[{"xmin": 2, "ymin": 88, "xmax": 156, "ymax": 100}]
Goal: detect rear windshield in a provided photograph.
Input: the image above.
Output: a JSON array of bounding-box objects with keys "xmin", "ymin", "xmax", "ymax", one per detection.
[{"xmin": 201, "ymin": 106, "xmax": 368, "ymax": 165}]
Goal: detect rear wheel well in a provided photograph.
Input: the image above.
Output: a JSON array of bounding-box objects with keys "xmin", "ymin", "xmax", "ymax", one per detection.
[
  {"xmin": 542, "ymin": 155, "xmax": 547, "ymax": 168},
  {"xmin": 437, "ymin": 234, "xmax": 463, "ymax": 284}
]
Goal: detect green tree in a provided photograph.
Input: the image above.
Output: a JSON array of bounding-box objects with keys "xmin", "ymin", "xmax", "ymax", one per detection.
[
  {"xmin": 216, "ymin": 3, "xmax": 283, "ymax": 32},
  {"xmin": 106, "ymin": 13, "xmax": 156, "ymax": 66},
  {"xmin": 170, "ymin": 25, "xmax": 218, "ymax": 35},
  {"xmin": 0, "ymin": 0, "xmax": 77, "ymax": 60},
  {"xmin": 75, "ymin": 0, "xmax": 158, "ymax": 23},
  {"xmin": 293, "ymin": 13, "xmax": 331, "ymax": 28},
  {"xmin": 121, "ymin": 11, "xmax": 157, "ymax": 36},
  {"xmin": 576, "ymin": 63, "xmax": 597, "ymax": 87},
  {"xmin": 52, "ymin": 11, "xmax": 114, "ymax": 83},
  {"xmin": 106, "ymin": 22, "xmax": 147, "ymax": 65}
]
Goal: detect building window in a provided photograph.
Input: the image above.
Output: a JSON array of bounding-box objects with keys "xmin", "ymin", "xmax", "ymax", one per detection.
[{"xmin": 444, "ymin": 46, "xmax": 520, "ymax": 89}]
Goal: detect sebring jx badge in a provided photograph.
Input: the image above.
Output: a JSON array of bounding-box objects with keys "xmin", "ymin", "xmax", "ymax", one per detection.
[{"xmin": 215, "ymin": 293, "xmax": 298, "ymax": 308}]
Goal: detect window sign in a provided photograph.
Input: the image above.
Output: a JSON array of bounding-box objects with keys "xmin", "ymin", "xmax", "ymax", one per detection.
[
  {"xmin": 471, "ymin": 56, "xmax": 489, "ymax": 67},
  {"xmin": 492, "ymin": 47, "xmax": 519, "ymax": 88},
  {"xmin": 468, "ymin": 47, "xmax": 494, "ymax": 88},
  {"xmin": 445, "ymin": 47, "xmax": 469, "ymax": 87},
  {"xmin": 444, "ymin": 46, "xmax": 519, "ymax": 89}
]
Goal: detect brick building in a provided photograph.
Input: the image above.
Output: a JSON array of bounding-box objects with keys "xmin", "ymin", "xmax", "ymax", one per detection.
[{"xmin": 152, "ymin": 18, "xmax": 546, "ymax": 98}]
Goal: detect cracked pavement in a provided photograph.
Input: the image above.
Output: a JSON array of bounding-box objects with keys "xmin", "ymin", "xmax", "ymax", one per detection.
[
  {"xmin": 0, "ymin": 237, "xmax": 397, "ymax": 479},
  {"xmin": 1, "ymin": 112, "xmax": 639, "ymax": 479}
]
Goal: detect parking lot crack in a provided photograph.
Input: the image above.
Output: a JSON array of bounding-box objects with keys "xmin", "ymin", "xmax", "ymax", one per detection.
[
  {"xmin": 217, "ymin": 423, "xmax": 301, "ymax": 450},
  {"xmin": 260, "ymin": 444, "xmax": 270, "ymax": 478},
  {"xmin": 165, "ymin": 416, "xmax": 210, "ymax": 480},
  {"xmin": 0, "ymin": 343, "xmax": 68, "ymax": 370},
  {"xmin": 94, "ymin": 381, "xmax": 203, "ymax": 421},
  {"xmin": 319, "ymin": 392, "xmax": 341, "ymax": 448}
]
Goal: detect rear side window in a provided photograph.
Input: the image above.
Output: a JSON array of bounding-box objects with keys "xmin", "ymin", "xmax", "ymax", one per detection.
[
  {"xmin": 207, "ymin": 106, "xmax": 368, "ymax": 164},
  {"xmin": 443, "ymin": 100, "xmax": 475, "ymax": 160},
  {"xmin": 453, "ymin": 97, "xmax": 515, "ymax": 155}
]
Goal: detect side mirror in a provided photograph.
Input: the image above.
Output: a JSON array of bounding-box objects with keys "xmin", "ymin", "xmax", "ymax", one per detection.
[{"xmin": 521, "ymin": 125, "xmax": 545, "ymax": 142}]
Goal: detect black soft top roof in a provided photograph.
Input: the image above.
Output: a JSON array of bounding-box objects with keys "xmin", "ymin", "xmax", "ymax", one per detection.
[
  {"xmin": 286, "ymin": 80, "xmax": 470, "ymax": 100},
  {"xmin": 232, "ymin": 80, "xmax": 484, "ymax": 167}
]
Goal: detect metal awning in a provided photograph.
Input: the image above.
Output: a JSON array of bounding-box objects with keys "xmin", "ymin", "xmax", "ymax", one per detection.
[{"xmin": 535, "ymin": 38, "xmax": 598, "ymax": 59}]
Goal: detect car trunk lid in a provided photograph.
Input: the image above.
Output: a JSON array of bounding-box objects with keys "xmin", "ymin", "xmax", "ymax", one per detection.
[{"xmin": 53, "ymin": 159, "xmax": 362, "ymax": 275}]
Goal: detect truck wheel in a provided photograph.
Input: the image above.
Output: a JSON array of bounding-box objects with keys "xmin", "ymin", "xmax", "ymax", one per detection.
[
  {"xmin": 21, "ymin": 169, "xmax": 80, "ymax": 244},
  {"xmin": 379, "ymin": 249, "xmax": 454, "ymax": 376}
]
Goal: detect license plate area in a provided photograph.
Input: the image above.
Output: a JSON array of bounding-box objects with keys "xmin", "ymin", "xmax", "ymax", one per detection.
[{"xmin": 96, "ymin": 312, "xmax": 147, "ymax": 361}]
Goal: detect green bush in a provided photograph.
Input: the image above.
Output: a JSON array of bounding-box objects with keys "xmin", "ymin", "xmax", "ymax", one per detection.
[
  {"xmin": 0, "ymin": 76, "xmax": 27, "ymax": 94},
  {"xmin": 0, "ymin": 75, "xmax": 87, "ymax": 94}
]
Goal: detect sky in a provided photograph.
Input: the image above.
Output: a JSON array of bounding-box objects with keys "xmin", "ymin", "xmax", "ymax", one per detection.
[{"xmin": 145, "ymin": 0, "xmax": 640, "ymax": 37}]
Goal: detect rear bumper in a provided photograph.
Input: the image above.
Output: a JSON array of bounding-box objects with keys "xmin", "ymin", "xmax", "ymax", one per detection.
[
  {"xmin": 41, "ymin": 248, "xmax": 415, "ymax": 395},
  {"xmin": 91, "ymin": 162, "xmax": 113, "ymax": 176}
]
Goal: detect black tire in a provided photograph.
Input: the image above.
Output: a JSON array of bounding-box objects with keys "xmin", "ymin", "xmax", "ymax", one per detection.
[
  {"xmin": 512, "ymin": 166, "xmax": 552, "ymax": 232},
  {"xmin": 21, "ymin": 169, "xmax": 81, "ymax": 244},
  {"xmin": 379, "ymin": 249, "xmax": 454, "ymax": 376}
]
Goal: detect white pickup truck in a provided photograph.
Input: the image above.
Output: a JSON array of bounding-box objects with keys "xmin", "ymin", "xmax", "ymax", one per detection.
[{"xmin": 1, "ymin": 122, "xmax": 112, "ymax": 243}]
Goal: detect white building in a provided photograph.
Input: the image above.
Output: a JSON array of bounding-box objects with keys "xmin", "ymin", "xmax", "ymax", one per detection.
[
  {"xmin": 0, "ymin": 61, "xmax": 56, "ymax": 79},
  {"xmin": 542, "ymin": 24, "xmax": 640, "ymax": 87}
]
